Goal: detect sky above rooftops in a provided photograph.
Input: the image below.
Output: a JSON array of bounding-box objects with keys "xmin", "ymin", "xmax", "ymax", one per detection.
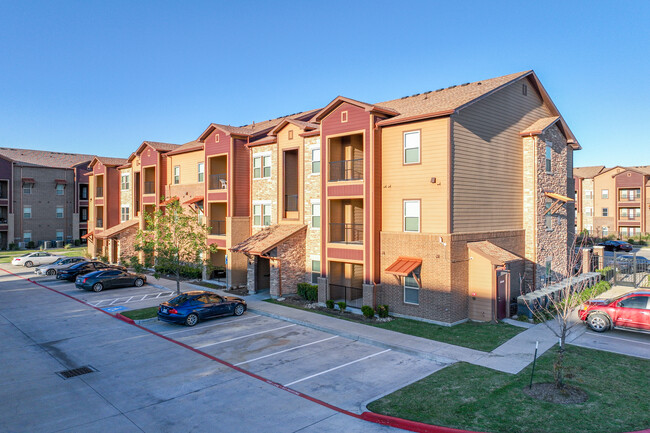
[{"xmin": 0, "ymin": 0, "xmax": 647, "ymax": 167}]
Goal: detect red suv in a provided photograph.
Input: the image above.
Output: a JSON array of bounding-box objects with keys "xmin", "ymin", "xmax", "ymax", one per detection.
[{"xmin": 579, "ymin": 291, "xmax": 650, "ymax": 333}]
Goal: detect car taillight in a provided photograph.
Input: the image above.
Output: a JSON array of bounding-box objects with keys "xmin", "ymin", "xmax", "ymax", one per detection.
[{"xmin": 169, "ymin": 308, "xmax": 178, "ymax": 315}]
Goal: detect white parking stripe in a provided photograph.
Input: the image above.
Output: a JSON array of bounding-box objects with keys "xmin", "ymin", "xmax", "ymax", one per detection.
[
  {"xmin": 195, "ymin": 324, "xmax": 296, "ymax": 349},
  {"xmin": 109, "ymin": 298, "xmax": 119, "ymax": 305},
  {"xmin": 585, "ymin": 332, "xmax": 650, "ymax": 346},
  {"xmin": 163, "ymin": 314, "xmax": 259, "ymax": 336},
  {"xmin": 284, "ymin": 349, "xmax": 391, "ymax": 387},
  {"xmin": 234, "ymin": 336, "xmax": 339, "ymax": 366}
]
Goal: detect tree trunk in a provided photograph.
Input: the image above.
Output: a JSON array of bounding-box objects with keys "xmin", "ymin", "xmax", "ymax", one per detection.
[{"xmin": 554, "ymin": 347, "xmax": 565, "ymax": 389}]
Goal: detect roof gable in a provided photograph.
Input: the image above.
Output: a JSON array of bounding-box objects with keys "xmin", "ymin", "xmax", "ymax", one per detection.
[
  {"xmin": 135, "ymin": 141, "xmax": 180, "ymax": 156},
  {"xmin": 312, "ymin": 96, "xmax": 399, "ymax": 123}
]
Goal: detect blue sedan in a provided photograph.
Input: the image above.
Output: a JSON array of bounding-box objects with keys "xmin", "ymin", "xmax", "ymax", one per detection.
[{"xmin": 158, "ymin": 291, "xmax": 247, "ymax": 326}]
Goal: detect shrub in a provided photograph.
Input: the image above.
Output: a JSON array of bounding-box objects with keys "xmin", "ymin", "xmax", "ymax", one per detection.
[
  {"xmin": 127, "ymin": 255, "xmax": 145, "ymax": 273},
  {"xmin": 325, "ymin": 299, "xmax": 335, "ymax": 309},
  {"xmin": 361, "ymin": 305, "xmax": 375, "ymax": 318},
  {"xmin": 99, "ymin": 255, "xmax": 109, "ymax": 263},
  {"xmin": 377, "ymin": 304, "xmax": 389, "ymax": 318},
  {"xmin": 64, "ymin": 243, "xmax": 72, "ymax": 249},
  {"xmin": 8, "ymin": 243, "xmax": 17, "ymax": 251},
  {"xmin": 336, "ymin": 301, "xmax": 347, "ymax": 311},
  {"xmin": 74, "ymin": 239, "xmax": 81, "ymax": 246},
  {"xmin": 26, "ymin": 241, "xmax": 35, "ymax": 249},
  {"xmin": 595, "ymin": 266, "xmax": 614, "ymax": 281},
  {"xmin": 154, "ymin": 263, "xmax": 202, "ymax": 279},
  {"xmin": 297, "ymin": 283, "xmax": 318, "ymax": 302}
]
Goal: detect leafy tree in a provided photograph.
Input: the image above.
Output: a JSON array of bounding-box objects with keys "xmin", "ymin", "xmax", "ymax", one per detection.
[{"xmin": 135, "ymin": 198, "xmax": 215, "ymax": 294}]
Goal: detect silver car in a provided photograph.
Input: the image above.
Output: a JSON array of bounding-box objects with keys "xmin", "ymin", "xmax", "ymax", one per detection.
[{"xmin": 34, "ymin": 257, "xmax": 88, "ymax": 276}]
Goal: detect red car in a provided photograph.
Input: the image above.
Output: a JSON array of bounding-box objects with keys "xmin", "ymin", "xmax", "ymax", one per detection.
[{"xmin": 579, "ymin": 291, "xmax": 650, "ymax": 333}]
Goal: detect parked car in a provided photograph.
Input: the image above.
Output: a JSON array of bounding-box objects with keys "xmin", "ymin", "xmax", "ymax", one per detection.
[
  {"xmin": 615, "ymin": 255, "xmax": 650, "ymax": 274},
  {"xmin": 34, "ymin": 257, "xmax": 87, "ymax": 276},
  {"xmin": 579, "ymin": 290, "xmax": 650, "ymax": 333},
  {"xmin": 11, "ymin": 252, "xmax": 63, "ymax": 268},
  {"xmin": 598, "ymin": 240, "xmax": 633, "ymax": 252},
  {"xmin": 158, "ymin": 290, "xmax": 247, "ymax": 326},
  {"xmin": 75, "ymin": 269, "xmax": 146, "ymax": 292},
  {"xmin": 57, "ymin": 261, "xmax": 126, "ymax": 281}
]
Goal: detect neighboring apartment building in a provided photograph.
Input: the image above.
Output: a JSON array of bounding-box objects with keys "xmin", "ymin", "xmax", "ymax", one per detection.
[
  {"xmin": 88, "ymin": 70, "xmax": 579, "ymax": 325},
  {"xmin": 574, "ymin": 165, "xmax": 650, "ymax": 238},
  {"xmin": 0, "ymin": 147, "xmax": 96, "ymax": 249}
]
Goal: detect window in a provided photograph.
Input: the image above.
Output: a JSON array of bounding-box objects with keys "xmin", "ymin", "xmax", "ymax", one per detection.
[
  {"xmin": 263, "ymin": 204, "xmax": 271, "ymax": 226},
  {"xmin": 635, "ymin": 208, "xmax": 641, "ymax": 218},
  {"xmin": 545, "ymin": 257, "xmax": 552, "ymax": 282},
  {"xmin": 24, "ymin": 206, "xmax": 32, "ymax": 219},
  {"xmin": 197, "ymin": 206, "xmax": 204, "ymax": 225},
  {"xmin": 23, "ymin": 232, "xmax": 31, "ymax": 243},
  {"xmin": 253, "ymin": 203, "xmax": 271, "ymax": 227},
  {"xmin": 56, "ymin": 230, "xmax": 64, "ymax": 241},
  {"xmin": 198, "ymin": 162, "xmax": 204, "ymax": 182},
  {"xmin": 173, "ymin": 166, "xmax": 180, "ymax": 184},
  {"xmin": 311, "ymin": 148, "xmax": 320, "ymax": 174},
  {"xmin": 404, "ymin": 273, "xmax": 419, "ymax": 305},
  {"xmin": 404, "ymin": 200, "xmax": 420, "ymax": 232},
  {"xmin": 121, "ymin": 173, "xmax": 130, "ymax": 190},
  {"xmin": 619, "ymin": 296, "xmax": 649, "ymax": 310},
  {"xmin": 620, "ymin": 208, "xmax": 628, "ymax": 218},
  {"xmin": 56, "ymin": 206, "xmax": 64, "ymax": 219},
  {"xmin": 253, "ymin": 205, "xmax": 261, "ymax": 226},
  {"xmin": 585, "ymin": 207, "xmax": 593, "ymax": 216},
  {"xmin": 121, "ymin": 206, "xmax": 130, "ymax": 222},
  {"xmin": 80, "ymin": 184, "xmax": 88, "ymax": 200},
  {"xmin": 23, "ymin": 184, "xmax": 32, "ymax": 194},
  {"xmin": 56, "ymin": 184, "xmax": 65, "ymax": 195},
  {"xmin": 253, "ymin": 155, "xmax": 271, "ymax": 179},
  {"xmin": 263, "ymin": 156, "xmax": 271, "ymax": 178},
  {"xmin": 601, "ymin": 189, "xmax": 609, "ymax": 199},
  {"xmin": 585, "ymin": 190, "xmax": 593, "ymax": 199},
  {"xmin": 602, "ymin": 226, "xmax": 608, "ymax": 237},
  {"xmin": 602, "ymin": 207, "xmax": 608, "ymax": 217},
  {"xmin": 545, "ymin": 144, "xmax": 552, "ymax": 173},
  {"xmin": 288, "ymin": 130, "xmax": 293, "ymax": 140},
  {"xmin": 403, "ymin": 131, "xmax": 421, "ymax": 164},
  {"xmin": 585, "ymin": 224, "xmax": 593, "ymax": 234},
  {"xmin": 311, "ymin": 202, "xmax": 320, "ymax": 228},
  {"xmin": 311, "ymin": 260, "xmax": 320, "ymax": 284},
  {"xmin": 80, "ymin": 207, "xmax": 88, "ymax": 222},
  {"xmin": 545, "ymin": 199, "xmax": 553, "ymax": 230},
  {"xmin": 341, "ymin": 111, "xmax": 348, "ymax": 123}
]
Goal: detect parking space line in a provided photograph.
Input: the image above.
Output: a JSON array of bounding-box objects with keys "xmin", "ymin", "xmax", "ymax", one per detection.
[
  {"xmin": 234, "ymin": 336, "xmax": 339, "ymax": 366},
  {"xmin": 584, "ymin": 331, "xmax": 650, "ymax": 346},
  {"xmin": 162, "ymin": 314, "xmax": 259, "ymax": 336},
  {"xmin": 284, "ymin": 349, "xmax": 391, "ymax": 387},
  {"xmin": 87, "ymin": 291, "xmax": 175, "ymax": 307},
  {"xmin": 196, "ymin": 324, "xmax": 296, "ymax": 349}
]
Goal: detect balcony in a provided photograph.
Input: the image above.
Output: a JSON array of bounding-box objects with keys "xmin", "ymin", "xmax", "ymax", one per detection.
[
  {"xmin": 329, "ymin": 284, "xmax": 363, "ymax": 308},
  {"xmin": 329, "ymin": 223, "xmax": 363, "ymax": 244},
  {"xmin": 209, "ymin": 202, "xmax": 227, "ymax": 236},
  {"xmin": 0, "ymin": 180, "xmax": 8, "ymax": 199},
  {"xmin": 210, "ymin": 220, "xmax": 226, "ymax": 236},
  {"xmin": 328, "ymin": 261, "xmax": 363, "ymax": 309},
  {"xmin": 144, "ymin": 181, "xmax": 155, "ymax": 195},
  {"xmin": 329, "ymin": 159, "xmax": 363, "ymax": 182},
  {"xmin": 96, "ymin": 219, "xmax": 103, "ymax": 228},
  {"xmin": 285, "ymin": 194, "xmax": 298, "ymax": 212},
  {"xmin": 329, "ymin": 198, "xmax": 363, "ymax": 244},
  {"xmin": 328, "ymin": 133, "xmax": 363, "ymax": 182},
  {"xmin": 96, "ymin": 187, "xmax": 103, "ymax": 198},
  {"xmin": 209, "ymin": 174, "xmax": 227, "ymax": 190},
  {"xmin": 208, "ymin": 156, "xmax": 227, "ymax": 191}
]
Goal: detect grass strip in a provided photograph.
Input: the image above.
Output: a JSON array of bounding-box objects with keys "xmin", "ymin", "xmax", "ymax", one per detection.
[
  {"xmin": 0, "ymin": 247, "xmax": 88, "ymax": 263},
  {"xmin": 120, "ymin": 306, "xmax": 159, "ymax": 320}
]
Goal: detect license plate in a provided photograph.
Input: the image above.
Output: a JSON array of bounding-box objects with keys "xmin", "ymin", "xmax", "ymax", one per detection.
[{"xmin": 161, "ymin": 307, "xmax": 167, "ymax": 313}]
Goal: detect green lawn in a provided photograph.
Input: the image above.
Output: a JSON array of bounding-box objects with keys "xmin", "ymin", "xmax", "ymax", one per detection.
[
  {"xmin": 120, "ymin": 306, "xmax": 159, "ymax": 320},
  {"xmin": 367, "ymin": 345, "xmax": 650, "ymax": 433},
  {"xmin": 0, "ymin": 247, "xmax": 88, "ymax": 263},
  {"xmin": 264, "ymin": 298, "xmax": 523, "ymax": 352}
]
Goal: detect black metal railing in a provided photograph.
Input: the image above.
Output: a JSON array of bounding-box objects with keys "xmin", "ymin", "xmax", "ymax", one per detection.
[
  {"xmin": 210, "ymin": 220, "xmax": 226, "ymax": 236},
  {"xmin": 96, "ymin": 187, "xmax": 103, "ymax": 198},
  {"xmin": 329, "ymin": 284, "xmax": 363, "ymax": 308},
  {"xmin": 285, "ymin": 194, "xmax": 298, "ymax": 212},
  {"xmin": 144, "ymin": 181, "xmax": 155, "ymax": 194},
  {"xmin": 209, "ymin": 174, "xmax": 227, "ymax": 190},
  {"xmin": 96, "ymin": 219, "xmax": 103, "ymax": 228},
  {"xmin": 329, "ymin": 222, "xmax": 363, "ymax": 244},
  {"xmin": 329, "ymin": 158, "xmax": 363, "ymax": 182}
]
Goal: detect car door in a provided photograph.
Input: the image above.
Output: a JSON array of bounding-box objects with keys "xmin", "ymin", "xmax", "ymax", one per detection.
[
  {"xmin": 101, "ymin": 270, "xmax": 122, "ymax": 288},
  {"xmin": 613, "ymin": 296, "xmax": 649, "ymax": 329},
  {"xmin": 113, "ymin": 271, "xmax": 134, "ymax": 288},
  {"xmin": 192, "ymin": 295, "xmax": 213, "ymax": 319},
  {"xmin": 207, "ymin": 294, "xmax": 230, "ymax": 316}
]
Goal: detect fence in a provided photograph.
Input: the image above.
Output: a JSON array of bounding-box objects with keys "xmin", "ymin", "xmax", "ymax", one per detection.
[{"xmin": 329, "ymin": 284, "xmax": 363, "ymax": 308}]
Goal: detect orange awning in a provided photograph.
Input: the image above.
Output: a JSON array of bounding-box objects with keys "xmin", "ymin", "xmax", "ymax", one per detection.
[
  {"xmin": 183, "ymin": 196, "xmax": 204, "ymax": 205},
  {"xmin": 385, "ymin": 256, "xmax": 422, "ymax": 276},
  {"xmin": 81, "ymin": 231, "xmax": 94, "ymax": 240},
  {"xmin": 159, "ymin": 196, "xmax": 179, "ymax": 206},
  {"xmin": 544, "ymin": 191, "xmax": 574, "ymax": 203}
]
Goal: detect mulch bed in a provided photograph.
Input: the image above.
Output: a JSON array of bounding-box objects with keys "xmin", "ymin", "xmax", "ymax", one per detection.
[
  {"xmin": 273, "ymin": 295, "xmax": 392, "ymax": 324},
  {"xmin": 523, "ymin": 383, "xmax": 588, "ymax": 404}
]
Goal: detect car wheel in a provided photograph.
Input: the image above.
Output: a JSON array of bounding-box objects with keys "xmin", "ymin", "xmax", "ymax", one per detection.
[
  {"xmin": 134, "ymin": 278, "xmax": 144, "ymax": 287},
  {"xmin": 185, "ymin": 313, "xmax": 198, "ymax": 327},
  {"xmin": 587, "ymin": 313, "xmax": 610, "ymax": 332},
  {"xmin": 233, "ymin": 303, "xmax": 245, "ymax": 316},
  {"xmin": 24, "ymin": 261, "xmax": 33, "ymax": 268},
  {"xmin": 92, "ymin": 283, "xmax": 104, "ymax": 292},
  {"xmin": 46, "ymin": 269, "xmax": 56, "ymax": 276}
]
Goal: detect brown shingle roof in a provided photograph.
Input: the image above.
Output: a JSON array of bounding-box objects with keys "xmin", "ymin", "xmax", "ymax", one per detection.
[
  {"xmin": 166, "ymin": 140, "xmax": 204, "ymax": 156},
  {"xmin": 95, "ymin": 219, "xmax": 139, "ymax": 239},
  {"xmin": 230, "ymin": 224, "xmax": 306, "ymax": 255},
  {"xmin": 467, "ymin": 241, "xmax": 522, "ymax": 265},
  {"xmin": 0, "ymin": 147, "xmax": 96, "ymax": 168},
  {"xmin": 520, "ymin": 116, "xmax": 560, "ymax": 136},
  {"xmin": 573, "ymin": 166, "xmax": 607, "ymax": 179},
  {"xmin": 143, "ymin": 141, "xmax": 181, "ymax": 152},
  {"xmin": 95, "ymin": 156, "xmax": 129, "ymax": 167}
]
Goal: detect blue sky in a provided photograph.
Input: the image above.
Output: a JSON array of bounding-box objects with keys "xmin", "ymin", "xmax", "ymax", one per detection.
[{"xmin": 1, "ymin": 1, "xmax": 648, "ymax": 167}]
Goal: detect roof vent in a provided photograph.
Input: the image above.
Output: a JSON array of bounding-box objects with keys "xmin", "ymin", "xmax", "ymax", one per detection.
[
  {"xmin": 460, "ymin": 83, "xmax": 470, "ymax": 86},
  {"xmin": 447, "ymin": 85, "xmax": 457, "ymax": 89},
  {"xmin": 423, "ymin": 91, "xmax": 432, "ymax": 94},
  {"xmin": 435, "ymin": 88, "xmax": 444, "ymax": 92},
  {"xmin": 477, "ymin": 82, "xmax": 482, "ymax": 85}
]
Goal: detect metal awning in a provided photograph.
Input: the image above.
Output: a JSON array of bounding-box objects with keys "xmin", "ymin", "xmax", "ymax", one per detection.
[
  {"xmin": 385, "ymin": 256, "xmax": 422, "ymax": 277},
  {"xmin": 22, "ymin": 177, "xmax": 35, "ymax": 184},
  {"xmin": 159, "ymin": 196, "xmax": 179, "ymax": 206},
  {"xmin": 183, "ymin": 196, "xmax": 204, "ymax": 205},
  {"xmin": 55, "ymin": 179, "xmax": 67, "ymax": 185},
  {"xmin": 81, "ymin": 231, "xmax": 94, "ymax": 241},
  {"xmin": 544, "ymin": 191, "xmax": 574, "ymax": 215}
]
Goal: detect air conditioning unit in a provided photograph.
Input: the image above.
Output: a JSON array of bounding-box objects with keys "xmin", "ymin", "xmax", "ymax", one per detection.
[{"xmin": 18, "ymin": 242, "xmax": 24, "ymax": 249}]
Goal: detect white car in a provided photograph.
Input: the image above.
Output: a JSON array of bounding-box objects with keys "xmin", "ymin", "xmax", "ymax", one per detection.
[
  {"xmin": 34, "ymin": 257, "xmax": 87, "ymax": 276},
  {"xmin": 11, "ymin": 252, "xmax": 63, "ymax": 268}
]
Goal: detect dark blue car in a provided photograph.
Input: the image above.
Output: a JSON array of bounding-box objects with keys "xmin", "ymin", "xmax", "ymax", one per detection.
[{"xmin": 158, "ymin": 291, "xmax": 247, "ymax": 326}]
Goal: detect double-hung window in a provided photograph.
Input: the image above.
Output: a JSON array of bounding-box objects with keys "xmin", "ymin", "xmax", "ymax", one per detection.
[
  {"xmin": 403, "ymin": 131, "xmax": 420, "ymax": 164},
  {"xmin": 56, "ymin": 206, "xmax": 64, "ymax": 219},
  {"xmin": 602, "ymin": 207, "xmax": 608, "ymax": 217},
  {"xmin": 121, "ymin": 206, "xmax": 130, "ymax": 222},
  {"xmin": 23, "ymin": 184, "xmax": 32, "ymax": 195},
  {"xmin": 311, "ymin": 201, "xmax": 320, "ymax": 228},
  {"xmin": 198, "ymin": 162, "xmax": 204, "ymax": 182},
  {"xmin": 56, "ymin": 230, "xmax": 64, "ymax": 241},
  {"xmin": 24, "ymin": 206, "xmax": 32, "ymax": 219},
  {"xmin": 56, "ymin": 184, "xmax": 65, "ymax": 195},
  {"xmin": 602, "ymin": 226, "xmax": 608, "ymax": 237},
  {"xmin": 545, "ymin": 199, "xmax": 553, "ymax": 230},
  {"xmin": 404, "ymin": 200, "xmax": 420, "ymax": 232},
  {"xmin": 173, "ymin": 166, "xmax": 180, "ymax": 184},
  {"xmin": 253, "ymin": 203, "xmax": 271, "ymax": 227},
  {"xmin": 121, "ymin": 174, "xmax": 130, "ymax": 190},
  {"xmin": 404, "ymin": 273, "xmax": 419, "ymax": 305},
  {"xmin": 311, "ymin": 148, "xmax": 320, "ymax": 174},
  {"xmin": 545, "ymin": 145, "xmax": 552, "ymax": 173},
  {"xmin": 24, "ymin": 232, "xmax": 31, "ymax": 243},
  {"xmin": 601, "ymin": 189, "xmax": 608, "ymax": 199},
  {"xmin": 311, "ymin": 260, "xmax": 320, "ymax": 284},
  {"xmin": 253, "ymin": 155, "xmax": 271, "ymax": 179}
]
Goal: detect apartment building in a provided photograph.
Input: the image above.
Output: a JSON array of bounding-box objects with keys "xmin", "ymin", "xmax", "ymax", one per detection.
[
  {"xmin": 88, "ymin": 70, "xmax": 578, "ymax": 325},
  {"xmin": 0, "ymin": 147, "xmax": 96, "ymax": 249},
  {"xmin": 574, "ymin": 165, "xmax": 650, "ymax": 238}
]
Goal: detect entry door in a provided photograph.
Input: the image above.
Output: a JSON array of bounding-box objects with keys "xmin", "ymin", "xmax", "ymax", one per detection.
[{"xmin": 496, "ymin": 271, "xmax": 509, "ymax": 320}]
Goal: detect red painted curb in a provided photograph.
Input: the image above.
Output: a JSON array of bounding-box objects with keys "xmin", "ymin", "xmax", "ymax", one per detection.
[
  {"xmin": 115, "ymin": 313, "xmax": 135, "ymax": 324},
  {"xmin": 361, "ymin": 412, "xmax": 485, "ymax": 433}
]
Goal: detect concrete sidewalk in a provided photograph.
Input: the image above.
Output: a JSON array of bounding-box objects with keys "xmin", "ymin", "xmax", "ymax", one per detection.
[{"xmin": 149, "ymin": 277, "xmax": 564, "ymax": 374}]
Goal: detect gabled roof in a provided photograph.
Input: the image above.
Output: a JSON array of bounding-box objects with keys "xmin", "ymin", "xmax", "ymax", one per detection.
[
  {"xmin": 135, "ymin": 141, "xmax": 180, "ymax": 156},
  {"xmin": 230, "ymin": 224, "xmax": 306, "ymax": 255},
  {"xmin": 166, "ymin": 140, "xmax": 204, "ymax": 156},
  {"xmin": 268, "ymin": 119, "xmax": 319, "ymax": 136},
  {"xmin": 312, "ymin": 96, "xmax": 399, "ymax": 123},
  {"xmin": 573, "ymin": 166, "xmax": 607, "ymax": 179},
  {"xmin": 95, "ymin": 219, "xmax": 139, "ymax": 239},
  {"xmin": 0, "ymin": 147, "xmax": 96, "ymax": 169},
  {"xmin": 467, "ymin": 241, "xmax": 522, "ymax": 266},
  {"xmin": 611, "ymin": 166, "xmax": 650, "ymax": 177},
  {"xmin": 247, "ymin": 136, "xmax": 276, "ymax": 148},
  {"xmin": 89, "ymin": 156, "xmax": 129, "ymax": 169},
  {"xmin": 519, "ymin": 116, "xmax": 560, "ymax": 136}
]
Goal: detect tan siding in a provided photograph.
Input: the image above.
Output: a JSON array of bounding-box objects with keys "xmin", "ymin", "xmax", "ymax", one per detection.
[
  {"xmin": 452, "ymin": 77, "xmax": 553, "ymax": 232},
  {"xmin": 381, "ymin": 118, "xmax": 449, "ymax": 233},
  {"xmin": 169, "ymin": 151, "xmax": 203, "ymax": 186},
  {"xmin": 592, "ymin": 170, "xmax": 617, "ymax": 236}
]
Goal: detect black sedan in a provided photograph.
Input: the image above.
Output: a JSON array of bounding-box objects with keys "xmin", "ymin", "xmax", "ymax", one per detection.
[
  {"xmin": 158, "ymin": 291, "xmax": 247, "ymax": 326},
  {"xmin": 598, "ymin": 240, "xmax": 634, "ymax": 252},
  {"xmin": 75, "ymin": 269, "xmax": 146, "ymax": 292},
  {"xmin": 57, "ymin": 261, "xmax": 126, "ymax": 281}
]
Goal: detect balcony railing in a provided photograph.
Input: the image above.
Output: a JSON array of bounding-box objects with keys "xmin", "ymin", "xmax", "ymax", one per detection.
[
  {"xmin": 210, "ymin": 220, "xmax": 226, "ymax": 236},
  {"xmin": 329, "ymin": 284, "xmax": 363, "ymax": 308},
  {"xmin": 209, "ymin": 174, "xmax": 227, "ymax": 190},
  {"xmin": 144, "ymin": 181, "xmax": 155, "ymax": 194},
  {"xmin": 329, "ymin": 222, "xmax": 363, "ymax": 244},
  {"xmin": 285, "ymin": 194, "xmax": 298, "ymax": 212},
  {"xmin": 96, "ymin": 187, "xmax": 103, "ymax": 198},
  {"xmin": 96, "ymin": 219, "xmax": 103, "ymax": 228},
  {"xmin": 329, "ymin": 158, "xmax": 363, "ymax": 182}
]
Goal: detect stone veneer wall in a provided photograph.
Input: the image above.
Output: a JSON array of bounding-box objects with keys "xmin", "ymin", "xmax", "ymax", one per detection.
[
  {"xmin": 250, "ymin": 144, "xmax": 277, "ymax": 234},
  {"xmin": 303, "ymin": 136, "xmax": 321, "ymax": 283},
  {"xmin": 269, "ymin": 228, "xmax": 307, "ymax": 297},
  {"xmin": 116, "ymin": 225, "xmax": 138, "ymax": 264}
]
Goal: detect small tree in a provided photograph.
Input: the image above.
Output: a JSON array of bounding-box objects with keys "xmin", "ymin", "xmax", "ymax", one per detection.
[{"xmin": 136, "ymin": 198, "xmax": 215, "ymax": 294}]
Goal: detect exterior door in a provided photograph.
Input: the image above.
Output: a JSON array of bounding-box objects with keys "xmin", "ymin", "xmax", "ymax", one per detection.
[{"xmin": 496, "ymin": 270, "xmax": 508, "ymax": 320}]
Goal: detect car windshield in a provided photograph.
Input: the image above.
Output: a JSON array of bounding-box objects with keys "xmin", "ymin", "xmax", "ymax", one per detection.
[
  {"xmin": 167, "ymin": 294, "xmax": 192, "ymax": 306},
  {"xmin": 19, "ymin": 253, "xmax": 30, "ymax": 257}
]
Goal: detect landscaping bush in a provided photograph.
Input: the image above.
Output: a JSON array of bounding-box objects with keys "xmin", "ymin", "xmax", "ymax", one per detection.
[
  {"xmin": 74, "ymin": 239, "xmax": 81, "ymax": 246},
  {"xmin": 297, "ymin": 283, "xmax": 318, "ymax": 302},
  {"xmin": 595, "ymin": 266, "xmax": 614, "ymax": 281},
  {"xmin": 8, "ymin": 243, "xmax": 17, "ymax": 251},
  {"xmin": 126, "ymin": 255, "xmax": 145, "ymax": 273},
  {"xmin": 377, "ymin": 304, "xmax": 389, "ymax": 318},
  {"xmin": 326, "ymin": 299, "xmax": 335, "ymax": 309},
  {"xmin": 26, "ymin": 241, "xmax": 35, "ymax": 249},
  {"xmin": 64, "ymin": 243, "xmax": 72, "ymax": 249},
  {"xmin": 361, "ymin": 305, "xmax": 375, "ymax": 318},
  {"xmin": 337, "ymin": 301, "xmax": 347, "ymax": 311},
  {"xmin": 155, "ymin": 263, "xmax": 202, "ymax": 279}
]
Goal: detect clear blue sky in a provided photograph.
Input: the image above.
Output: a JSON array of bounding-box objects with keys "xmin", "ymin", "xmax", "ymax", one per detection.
[{"xmin": 1, "ymin": 1, "xmax": 648, "ymax": 168}]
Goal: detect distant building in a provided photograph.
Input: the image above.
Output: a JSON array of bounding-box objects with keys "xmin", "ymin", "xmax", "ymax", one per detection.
[{"xmin": 574, "ymin": 165, "xmax": 650, "ymax": 238}]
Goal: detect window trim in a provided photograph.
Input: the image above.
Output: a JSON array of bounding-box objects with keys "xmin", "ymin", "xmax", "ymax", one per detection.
[
  {"xmin": 311, "ymin": 259, "xmax": 320, "ymax": 285},
  {"xmin": 121, "ymin": 173, "xmax": 130, "ymax": 190},
  {"xmin": 311, "ymin": 201, "xmax": 320, "ymax": 229},
  {"xmin": 173, "ymin": 165, "xmax": 180, "ymax": 184},
  {"xmin": 311, "ymin": 147, "xmax": 321, "ymax": 174},
  {"xmin": 55, "ymin": 184, "xmax": 65, "ymax": 195},
  {"xmin": 601, "ymin": 189, "xmax": 609, "ymax": 199},
  {"xmin": 602, "ymin": 207, "xmax": 608, "ymax": 217},
  {"xmin": 197, "ymin": 162, "xmax": 204, "ymax": 183},
  {"xmin": 56, "ymin": 206, "xmax": 64, "ymax": 219},
  {"xmin": 253, "ymin": 153, "xmax": 272, "ymax": 179},
  {"xmin": 545, "ymin": 144, "xmax": 552, "ymax": 173},
  {"xmin": 121, "ymin": 205, "xmax": 130, "ymax": 222},
  {"xmin": 403, "ymin": 199, "xmax": 421, "ymax": 233},
  {"xmin": 24, "ymin": 206, "xmax": 32, "ymax": 219},
  {"xmin": 403, "ymin": 130, "xmax": 421, "ymax": 165},
  {"xmin": 403, "ymin": 273, "xmax": 420, "ymax": 305}
]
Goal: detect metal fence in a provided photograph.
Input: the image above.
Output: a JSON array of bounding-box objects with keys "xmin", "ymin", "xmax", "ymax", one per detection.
[
  {"xmin": 329, "ymin": 223, "xmax": 363, "ymax": 244},
  {"xmin": 602, "ymin": 251, "xmax": 650, "ymax": 288},
  {"xmin": 329, "ymin": 158, "xmax": 363, "ymax": 182},
  {"xmin": 329, "ymin": 284, "xmax": 363, "ymax": 308},
  {"xmin": 209, "ymin": 174, "xmax": 227, "ymax": 190},
  {"xmin": 210, "ymin": 220, "xmax": 226, "ymax": 236}
]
